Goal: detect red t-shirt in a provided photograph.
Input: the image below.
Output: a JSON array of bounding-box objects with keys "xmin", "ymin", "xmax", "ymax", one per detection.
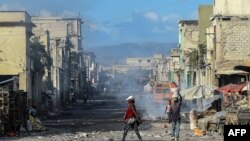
[{"xmin": 124, "ymin": 106, "xmax": 135, "ymax": 119}]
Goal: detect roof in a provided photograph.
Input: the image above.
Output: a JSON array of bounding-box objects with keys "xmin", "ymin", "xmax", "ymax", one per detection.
[
  {"xmin": 0, "ymin": 11, "xmax": 30, "ymax": 15},
  {"xmin": 32, "ymin": 17, "xmax": 83, "ymax": 22},
  {"xmin": 179, "ymin": 20, "xmax": 198, "ymax": 25},
  {"xmin": 0, "ymin": 75, "xmax": 18, "ymax": 85},
  {"xmin": 216, "ymin": 70, "xmax": 249, "ymax": 75},
  {"xmin": 217, "ymin": 60, "xmax": 250, "ymax": 75},
  {"xmin": 0, "ymin": 22, "xmax": 35, "ymax": 27}
]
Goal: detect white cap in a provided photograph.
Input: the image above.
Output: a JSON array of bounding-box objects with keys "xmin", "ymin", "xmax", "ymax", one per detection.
[{"xmin": 126, "ymin": 96, "xmax": 134, "ymax": 101}]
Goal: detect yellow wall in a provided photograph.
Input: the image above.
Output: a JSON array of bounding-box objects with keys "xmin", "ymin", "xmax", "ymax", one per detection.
[
  {"xmin": 198, "ymin": 5, "xmax": 213, "ymax": 45},
  {"xmin": 0, "ymin": 26, "xmax": 27, "ymax": 74},
  {"xmin": 0, "ymin": 25, "xmax": 30, "ymax": 93},
  {"xmin": 0, "ymin": 12, "xmax": 31, "ymax": 23}
]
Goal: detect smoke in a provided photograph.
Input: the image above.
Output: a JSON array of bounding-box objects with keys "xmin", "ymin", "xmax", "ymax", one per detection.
[
  {"xmin": 108, "ymin": 68, "xmax": 213, "ymax": 121},
  {"xmin": 135, "ymin": 94, "xmax": 166, "ymax": 120},
  {"xmin": 110, "ymin": 68, "xmax": 167, "ymax": 121}
]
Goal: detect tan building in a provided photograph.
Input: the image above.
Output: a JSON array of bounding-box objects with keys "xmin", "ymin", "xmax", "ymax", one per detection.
[
  {"xmin": 127, "ymin": 54, "xmax": 170, "ymax": 83},
  {"xmin": 169, "ymin": 48, "xmax": 181, "ymax": 85},
  {"xmin": 32, "ymin": 17, "xmax": 72, "ymax": 110},
  {"xmin": 209, "ymin": 16, "xmax": 250, "ymax": 86},
  {"xmin": 152, "ymin": 55, "xmax": 170, "ymax": 83},
  {"xmin": 0, "ymin": 11, "xmax": 34, "ymax": 102},
  {"xmin": 198, "ymin": 5, "xmax": 213, "ymax": 45},
  {"xmin": 178, "ymin": 20, "xmax": 199, "ymax": 89},
  {"xmin": 207, "ymin": 0, "xmax": 250, "ymax": 86},
  {"xmin": 30, "ymin": 32, "xmax": 52, "ymax": 112},
  {"xmin": 126, "ymin": 58, "xmax": 153, "ymax": 67},
  {"xmin": 213, "ymin": 0, "xmax": 250, "ymax": 16},
  {"xmin": 198, "ymin": 5, "xmax": 214, "ymax": 86}
]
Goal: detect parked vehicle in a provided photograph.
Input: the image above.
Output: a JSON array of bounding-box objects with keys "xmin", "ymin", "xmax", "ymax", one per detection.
[{"xmin": 152, "ymin": 82, "xmax": 171, "ymax": 103}]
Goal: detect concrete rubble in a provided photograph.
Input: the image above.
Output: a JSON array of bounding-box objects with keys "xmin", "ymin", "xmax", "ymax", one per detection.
[{"xmin": 0, "ymin": 94, "xmax": 223, "ymax": 141}]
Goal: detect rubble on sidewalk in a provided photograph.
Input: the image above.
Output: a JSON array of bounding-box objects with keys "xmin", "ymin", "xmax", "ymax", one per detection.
[
  {"xmin": 161, "ymin": 124, "xmax": 168, "ymax": 128},
  {"xmin": 235, "ymin": 97, "xmax": 248, "ymax": 110},
  {"xmin": 197, "ymin": 111, "xmax": 225, "ymax": 132},
  {"xmin": 74, "ymin": 132, "xmax": 89, "ymax": 139}
]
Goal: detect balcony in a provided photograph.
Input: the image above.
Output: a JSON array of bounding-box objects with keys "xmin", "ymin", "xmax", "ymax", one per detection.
[{"xmin": 170, "ymin": 48, "xmax": 181, "ymax": 57}]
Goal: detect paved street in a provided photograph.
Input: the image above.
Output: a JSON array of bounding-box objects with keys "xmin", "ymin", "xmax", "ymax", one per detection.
[{"xmin": 0, "ymin": 93, "xmax": 223, "ymax": 141}]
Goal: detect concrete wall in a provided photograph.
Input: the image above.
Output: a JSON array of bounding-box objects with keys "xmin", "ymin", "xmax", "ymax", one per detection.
[
  {"xmin": 179, "ymin": 21, "xmax": 199, "ymax": 51},
  {"xmin": 198, "ymin": 5, "xmax": 213, "ymax": 45},
  {"xmin": 214, "ymin": 17, "xmax": 250, "ymax": 64},
  {"xmin": 213, "ymin": 0, "xmax": 250, "ymax": 16},
  {"xmin": 204, "ymin": 26, "xmax": 217, "ymax": 86},
  {"xmin": 67, "ymin": 19, "xmax": 82, "ymax": 52},
  {"xmin": 32, "ymin": 17, "xmax": 71, "ymax": 109},
  {"xmin": 178, "ymin": 21, "xmax": 199, "ymax": 88},
  {"xmin": 126, "ymin": 58, "xmax": 153, "ymax": 67},
  {"xmin": 0, "ymin": 26, "xmax": 27, "ymax": 74},
  {"xmin": 0, "ymin": 11, "xmax": 31, "ymax": 23},
  {"xmin": 0, "ymin": 11, "xmax": 32, "ymax": 99}
]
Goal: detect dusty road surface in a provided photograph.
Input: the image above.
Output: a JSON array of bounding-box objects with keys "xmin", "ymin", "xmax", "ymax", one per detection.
[{"xmin": 2, "ymin": 93, "xmax": 223, "ymax": 141}]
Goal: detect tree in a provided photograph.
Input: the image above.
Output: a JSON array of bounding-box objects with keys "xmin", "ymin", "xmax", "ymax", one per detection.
[
  {"xmin": 198, "ymin": 44, "xmax": 207, "ymax": 69},
  {"xmin": 30, "ymin": 42, "xmax": 52, "ymax": 73}
]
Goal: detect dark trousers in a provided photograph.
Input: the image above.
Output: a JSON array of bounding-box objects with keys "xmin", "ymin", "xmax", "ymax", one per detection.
[{"xmin": 122, "ymin": 122, "xmax": 142, "ymax": 141}]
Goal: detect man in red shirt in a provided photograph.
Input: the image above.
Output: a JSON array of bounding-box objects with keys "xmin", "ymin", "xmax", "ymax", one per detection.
[{"xmin": 122, "ymin": 96, "xmax": 142, "ymax": 141}]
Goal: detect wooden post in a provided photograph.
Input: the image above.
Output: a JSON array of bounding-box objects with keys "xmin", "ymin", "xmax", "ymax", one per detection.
[{"xmin": 248, "ymin": 74, "xmax": 250, "ymax": 109}]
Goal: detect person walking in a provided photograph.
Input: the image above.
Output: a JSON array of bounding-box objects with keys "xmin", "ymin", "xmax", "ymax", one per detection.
[
  {"xmin": 169, "ymin": 82, "xmax": 182, "ymax": 141},
  {"xmin": 122, "ymin": 96, "xmax": 142, "ymax": 141},
  {"xmin": 165, "ymin": 99, "xmax": 172, "ymax": 122}
]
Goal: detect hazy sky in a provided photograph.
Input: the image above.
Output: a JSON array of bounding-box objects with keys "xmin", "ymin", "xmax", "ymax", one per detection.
[{"xmin": 0, "ymin": 0, "xmax": 212, "ymax": 48}]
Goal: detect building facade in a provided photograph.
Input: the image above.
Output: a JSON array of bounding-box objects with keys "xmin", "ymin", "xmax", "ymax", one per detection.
[
  {"xmin": 198, "ymin": 5, "xmax": 214, "ymax": 86},
  {"xmin": 213, "ymin": 0, "xmax": 250, "ymax": 16},
  {"xmin": 0, "ymin": 11, "xmax": 34, "ymax": 103},
  {"xmin": 84, "ymin": 52, "xmax": 98, "ymax": 84},
  {"xmin": 32, "ymin": 17, "xmax": 72, "ymax": 110},
  {"xmin": 178, "ymin": 20, "xmax": 199, "ymax": 89},
  {"xmin": 207, "ymin": 0, "xmax": 250, "ymax": 86}
]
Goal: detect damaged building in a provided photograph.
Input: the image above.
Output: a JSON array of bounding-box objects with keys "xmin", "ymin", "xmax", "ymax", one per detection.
[
  {"xmin": 32, "ymin": 17, "xmax": 85, "ymax": 111},
  {"xmin": 207, "ymin": 0, "xmax": 250, "ymax": 86},
  {"xmin": 0, "ymin": 11, "xmax": 34, "ymax": 104}
]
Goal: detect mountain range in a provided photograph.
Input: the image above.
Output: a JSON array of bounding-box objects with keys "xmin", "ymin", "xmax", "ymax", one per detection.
[{"xmin": 85, "ymin": 42, "xmax": 177, "ymax": 65}]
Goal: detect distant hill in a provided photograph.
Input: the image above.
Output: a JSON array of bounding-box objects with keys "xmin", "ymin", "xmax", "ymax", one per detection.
[{"xmin": 86, "ymin": 42, "xmax": 177, "ymax": 65}]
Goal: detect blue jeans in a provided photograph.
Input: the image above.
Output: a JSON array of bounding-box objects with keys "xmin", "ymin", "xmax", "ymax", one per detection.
[{"xmin": 171, "ymin": 120, "xmax": 181, "ymax": 138}]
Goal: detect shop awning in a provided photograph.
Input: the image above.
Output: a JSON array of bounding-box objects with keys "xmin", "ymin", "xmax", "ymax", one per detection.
[
  {"xmin": 234, "ymin": 61, "xmax": 250, "ymax": 72},
  {"xmin": 180, "ymin": 85, "xmax": 217, "ymax": 100},
  {"xmin": 215, "ymin": 83, "xmax": 247, "ymax": 94},
  {"xmin": 0, "ymin": 76, "xmax": 18, "ymax": 85},
  {"xmin": 216, "ymin": 70, "xmax": 249, "ymax": 75}
]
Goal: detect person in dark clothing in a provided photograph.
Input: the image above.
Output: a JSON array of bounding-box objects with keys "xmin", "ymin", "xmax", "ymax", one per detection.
[
  {"xmin": 169, "ymin": 83, "xmax": 182, "ymax": 141},
  {"xmin": 122, "ymin": 96, "xmax": 142, "ymax": 141}
]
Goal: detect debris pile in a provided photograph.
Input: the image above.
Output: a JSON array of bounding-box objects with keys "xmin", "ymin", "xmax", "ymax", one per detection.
[{"xmin": 0, "ymin": 89, "xmax": 27, "ymax": 136}]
